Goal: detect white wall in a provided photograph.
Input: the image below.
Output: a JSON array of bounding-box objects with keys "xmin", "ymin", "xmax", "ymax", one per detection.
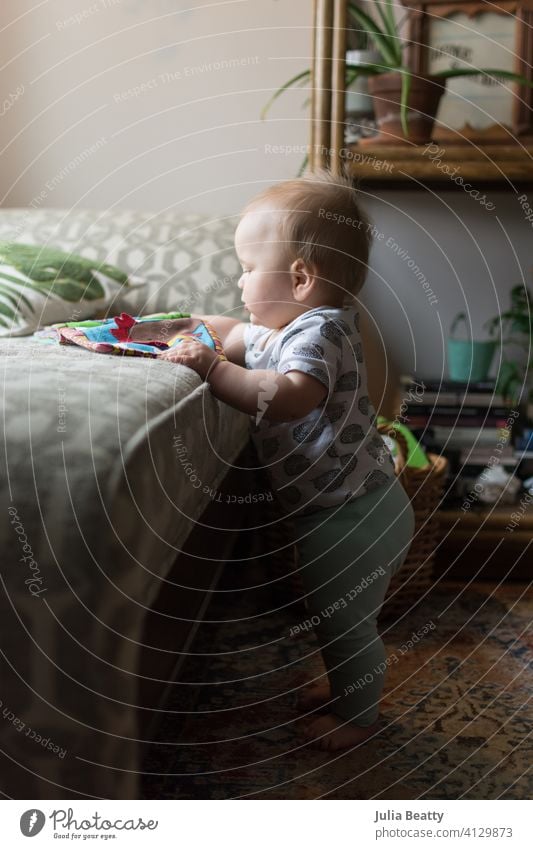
[
  {"xmin": 0, "ymin": 0, "xmax": 313, "ymax": 214},
  {"xmin": 1, "ymin": 0, "xmax": 531, "ymax": 380},
  {"xmin": 365, "ymin": 189, "xmax": 533, "ymax": 381}
]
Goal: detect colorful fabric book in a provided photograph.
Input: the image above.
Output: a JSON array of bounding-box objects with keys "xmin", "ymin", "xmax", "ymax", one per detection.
[{"xmin": 35, "ymin": 312, "xmax": 226, "ymax": 360}]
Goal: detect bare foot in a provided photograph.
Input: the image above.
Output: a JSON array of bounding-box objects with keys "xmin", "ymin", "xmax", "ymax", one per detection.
[
  {"xmin": 297, "ymin": 681, "xmax": 332, "ymax": 712},
  {"xmin": 302, "ymin": 713, "xmax": 380, "ymax": 751}
]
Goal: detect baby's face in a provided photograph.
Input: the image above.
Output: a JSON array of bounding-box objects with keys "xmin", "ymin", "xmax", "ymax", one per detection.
[{"xmin": 235, "ymin": 205, "xmax": 296, "ymax": 329}]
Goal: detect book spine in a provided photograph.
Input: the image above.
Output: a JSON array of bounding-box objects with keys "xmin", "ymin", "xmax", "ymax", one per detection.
[
  {"xmin": 417, "ymin": 393, "xmax": 507, "ymax": 406},
  {"xmin": 402, "ymin": 405, "xmax": 511, "ymax": 418},
  {"xmin": 400, "ymin": 375, "xmax": 497, "ymax": 393},
  {"xmin": 407, "ymin": 416, "xmax": 509, "ymax": 428},
  {"xmin": 431, "ymin": 426, "xmax": 510, "ymax": 443}
]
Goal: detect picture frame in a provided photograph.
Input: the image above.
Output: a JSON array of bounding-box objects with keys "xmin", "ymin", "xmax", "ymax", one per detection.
[{"xmin": 402, "ymin": 0, "xmax": 533, "ymax": 143}]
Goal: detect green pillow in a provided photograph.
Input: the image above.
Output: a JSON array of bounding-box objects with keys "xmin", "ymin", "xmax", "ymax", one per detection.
[{"xmin": 0, "ymin": 242, "xmax": 143, "ymax": 337}]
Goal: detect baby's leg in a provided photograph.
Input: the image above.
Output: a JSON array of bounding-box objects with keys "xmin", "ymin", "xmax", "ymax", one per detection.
[
  {"xmin": 297, "ymin": 609, "xmax": 385, "ymax": 718},
  {"xmin": 293, "ymin": 477, "xmax": 415, "ymax": 750},
  {"xmin": 297, "ymin": 553, "xmax": 389, "ymax": 750}
]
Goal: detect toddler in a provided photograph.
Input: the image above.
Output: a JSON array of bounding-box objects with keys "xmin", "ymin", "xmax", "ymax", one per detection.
[{"xmin": 159, "ymin": 169, "xmax": 415, "ymax": 750}]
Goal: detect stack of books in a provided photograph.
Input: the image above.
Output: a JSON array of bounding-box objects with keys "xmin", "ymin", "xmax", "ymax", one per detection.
[{"xmin": 398, "ymin": 375, "xmax": 518, "ymax": 465}]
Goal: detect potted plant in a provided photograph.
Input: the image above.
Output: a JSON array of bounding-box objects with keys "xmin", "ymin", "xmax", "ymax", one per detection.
[
  {"xmin": 263, "ymin": 0, "xmax": 533, "ymax": 146},
  {"xmin": 484, "ymin": 285, "xmax": 533, "ymax": 407},
  {"xmin": 261, "ymin": 5, "xmax": 384, "ymax": 168}
]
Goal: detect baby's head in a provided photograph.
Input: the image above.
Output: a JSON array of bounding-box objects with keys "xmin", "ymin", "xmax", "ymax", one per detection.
[{"xmin": 235, "ymin": 168, "xmax": 372, "ymax": 329}]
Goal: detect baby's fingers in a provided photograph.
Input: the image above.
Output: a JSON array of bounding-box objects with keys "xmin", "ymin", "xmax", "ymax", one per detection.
[{"xmin": 158, "ymin": 349, "xmax": 187, "ymax": 362}]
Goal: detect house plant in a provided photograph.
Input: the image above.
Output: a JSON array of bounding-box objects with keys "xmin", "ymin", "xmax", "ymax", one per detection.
[
  {"xmin": 484, "ymin": 284, "xmax": 533, "ymax": 406},
  {"xmin": 263, "ymin": 0, "xmax": 533, "ymax": 146}
]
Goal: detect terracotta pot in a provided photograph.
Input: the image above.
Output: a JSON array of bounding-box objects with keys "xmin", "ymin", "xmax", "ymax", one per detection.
[{"xmin": 364, "ymin": 72, "xmax": 446, "ymax": 145}]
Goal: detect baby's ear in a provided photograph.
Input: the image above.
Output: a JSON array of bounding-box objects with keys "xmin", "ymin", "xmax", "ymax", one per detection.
[
  {"xmin": 289, "ymin": 257, "xmax": 305, "ymax": 275},
  {"xmin": 290, "ymin": 258, "xmax": 318, "ymax": 304},
  {"xmin": 290, "ymin": 257, "xmax": 316, "ymax": 281}
]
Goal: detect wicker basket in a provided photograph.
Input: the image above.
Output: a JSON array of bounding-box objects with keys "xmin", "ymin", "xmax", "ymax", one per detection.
[{"xmin": 378, "ymin": 422, "xmax": 449, "ymax": 621}]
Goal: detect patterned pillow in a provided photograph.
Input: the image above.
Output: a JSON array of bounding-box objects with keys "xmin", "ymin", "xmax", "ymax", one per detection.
[
  {"xmin": 0, "ymin": 242, "xmax": 144, "ymax": 337},
  {"xmin": 0, "ymin": 209, "xmax": 246, "ymax": 322}
]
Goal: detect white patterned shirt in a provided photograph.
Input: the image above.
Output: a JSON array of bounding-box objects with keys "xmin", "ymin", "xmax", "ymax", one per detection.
[{"xmin": 243, "ymin": 305, "xmax": 396, "ymax": 516}]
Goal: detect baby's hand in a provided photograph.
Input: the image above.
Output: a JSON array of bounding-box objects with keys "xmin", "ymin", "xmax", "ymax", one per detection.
[{"xmin": 158, "ymin": 339, "xmax": 222, "ymax": 380}]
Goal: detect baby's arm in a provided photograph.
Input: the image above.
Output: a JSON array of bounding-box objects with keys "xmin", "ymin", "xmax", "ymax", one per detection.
[
  {"xmin": 207, "ymin": 361, "xmax": 327, "ymax": 422},
  {"xmin": 166, "ymin": 315, "xmax": 327, "ymax": 420}
]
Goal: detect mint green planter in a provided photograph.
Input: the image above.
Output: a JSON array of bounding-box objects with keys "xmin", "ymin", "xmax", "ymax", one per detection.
[{"xmin": 448, "ymin": 312, "xmax": 497, "ymax": 382}]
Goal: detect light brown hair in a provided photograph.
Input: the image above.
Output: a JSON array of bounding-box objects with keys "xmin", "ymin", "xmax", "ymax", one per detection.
[{"xmin": 241, "ymin": 168, "xmax": 373, "ymax": 303}]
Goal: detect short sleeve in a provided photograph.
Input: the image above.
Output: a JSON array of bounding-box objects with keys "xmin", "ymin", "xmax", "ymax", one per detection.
[
  {"xmin": 243, "ymin": 321, "xmax": 267, "ymax": 352},
  {"xmin": 276, "ymin": 313, "xmax": 345, "ymax": 397},
  {"xmin": 242, "ymin": 321, "xmax": 252, "ymax": 351}
]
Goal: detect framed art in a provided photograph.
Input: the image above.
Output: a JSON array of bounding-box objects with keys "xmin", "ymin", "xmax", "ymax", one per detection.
[{"xmin": 403, "ymin": 0, "xmax": 533, "ymax": 142}]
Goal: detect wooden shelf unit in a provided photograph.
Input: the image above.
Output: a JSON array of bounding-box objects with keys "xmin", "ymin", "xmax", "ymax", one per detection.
[
  {"xmin": 342, "ymin": 142, "xmax": 533, "ymax": 183},
  {"xmin": 434, "ymin": 502, "xmax": 533, "ymax": 579},
  {"xmin": 310, "ymin": 0, "xmax": 533, "ymax": 184}
]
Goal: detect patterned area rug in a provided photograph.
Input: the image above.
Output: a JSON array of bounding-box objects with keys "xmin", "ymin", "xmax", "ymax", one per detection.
[{"xmin": 141, "ymin": 534, "xmax": 532, "ymax": 800}]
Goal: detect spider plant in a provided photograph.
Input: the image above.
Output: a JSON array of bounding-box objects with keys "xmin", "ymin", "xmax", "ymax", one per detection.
[
  {"xmin": 261, "ymin": 3, "xmax": 381, "ymax": 122},
  {"xmin": 0, "ymin": 242, "xmax": 130, "ymax": 328},
  {"xmin": 263, "ymin": 0, "xmax": 533, "ymax": 141}
]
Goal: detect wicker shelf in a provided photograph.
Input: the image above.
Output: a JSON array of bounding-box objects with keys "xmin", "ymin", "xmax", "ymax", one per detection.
[{"xmin": 342, "ymin": 143, "xmax": 533, "ymax": 184}]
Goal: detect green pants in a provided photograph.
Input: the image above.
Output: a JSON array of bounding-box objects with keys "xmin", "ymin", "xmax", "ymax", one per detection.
[{"xmin": 292, "ymin": 476, "xmax": 415, "ymax": 727}]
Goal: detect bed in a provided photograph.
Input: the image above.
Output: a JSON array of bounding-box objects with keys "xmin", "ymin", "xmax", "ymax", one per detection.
[{"xmin": 0, "ymin": 208, "xmax": 252, "ymax": 798}]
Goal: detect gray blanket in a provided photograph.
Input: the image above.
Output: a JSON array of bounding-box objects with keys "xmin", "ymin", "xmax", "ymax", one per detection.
[{"xmin": 0, "ymin": 336, "xmax": 248, "ymax": 798}]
